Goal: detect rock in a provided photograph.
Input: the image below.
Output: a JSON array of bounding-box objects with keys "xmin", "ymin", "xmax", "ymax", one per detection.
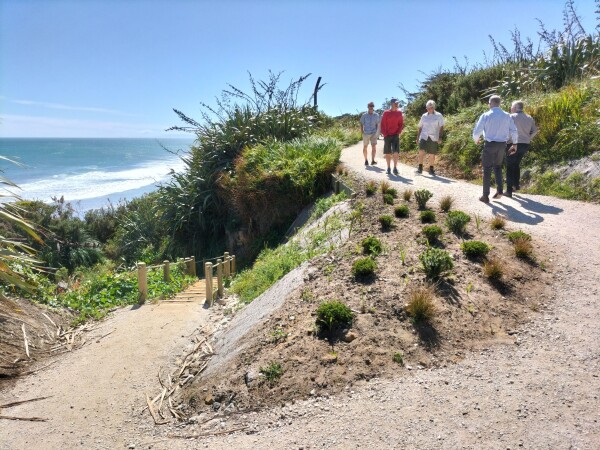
[
  {"xmin": 212, "ymin": 402, "xmax": 221, "ymax": 411},
  {"xmin": 321, "ymin": 353, "xmax": 338, "ymax": 364},
  {"xmin": 343, "ymin": 332, "xmax": 357, "ymax": 343},
  {"xmin": 204, "ymin": 393, "xmax": 214, "ymax": 405}
]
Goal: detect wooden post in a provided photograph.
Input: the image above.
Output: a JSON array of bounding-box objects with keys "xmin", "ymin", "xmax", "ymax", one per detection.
[
  {"xmin": 163, "ymin": 260, "xmax": 170, "ymax": 282},
  {"xmin": 137, "ymin": 262, "xmax": 147, "ymax": 304},
  {"xmin": 313, "ymin": 76, "xmax": 322, "ymax": 108},
  {"xmin": 190, "ymin": 256, "xmax": 196, "ymax": 277},
  {"xmin": 184, "ymin": 257, "xmax": 192, "ymax": 276},
  {"xmin": 217, "ymin": 258, "xmax": 224, "ymax": 298},
  {"xmin": 231, "ymin": 255, "xmax": 236, "ymax": 275},
  {"xmin": 205, "ymin": 262, "xmax": 213, "ymax": 305},
  {"xmin": 224, "ymin": 252, "xmax": 230, "ymax": 278}
]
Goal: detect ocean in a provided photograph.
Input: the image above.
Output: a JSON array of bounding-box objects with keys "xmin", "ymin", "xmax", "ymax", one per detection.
[{"xmin": 0, "ymin": 138, "xmax": 195, "ymax": 212}]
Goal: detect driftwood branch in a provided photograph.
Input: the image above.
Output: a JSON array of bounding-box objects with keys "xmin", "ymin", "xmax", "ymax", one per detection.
[{"xmin": 0, "ymin": 395, "xmax": 53, "ymax": 409}]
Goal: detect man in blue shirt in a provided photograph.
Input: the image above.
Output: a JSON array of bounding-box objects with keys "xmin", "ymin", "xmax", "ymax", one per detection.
[
  {"xmin": 359, "ymin": 102, "xmax": 381, "ymax": 166},
  {"xmin": 473, "ymin": 95, "xmax": 518, "ymax": 203}
]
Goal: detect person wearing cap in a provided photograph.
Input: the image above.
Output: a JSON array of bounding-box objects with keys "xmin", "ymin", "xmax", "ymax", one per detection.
[
  {"xmin": 359, "ymin": 102, "xmax": 381, "ymax": 166},
  {"xmin": 380, "ymin": 98, "xmax": 404, "ymax": 175},
  {"xmin": 472, "ymin": 95, "xmax": 518, "ymax": 203},
  {"xmin": 416, "ymin": 99, "xmax": 444, "ymax": 176},
  {"xmin": 505, "ymin": 100, "xmax": 538, "ymax": 197}
]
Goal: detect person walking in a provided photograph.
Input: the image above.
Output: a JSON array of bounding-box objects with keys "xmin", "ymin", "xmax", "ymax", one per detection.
[
  {"xmin": 416, "ymin": 99, "xmax": 444, "ymax": 176},
  {"xmin": 359, "ymin": 102, "xmax": 381, "ymax": 166},
  {"xmin": 380, "ymin": 98, "xmax": 404, "ymax": 175},
  {"xmin": 505, "ymin": 100, "xmax": 538, "ymax": 197},
  {"xmin": 472, "ymin": 95, "xmax": 518, "ymax": 203}
]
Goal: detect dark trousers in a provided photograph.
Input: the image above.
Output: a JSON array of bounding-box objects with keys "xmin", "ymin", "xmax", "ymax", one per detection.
[
  {"xmin": 482, "ymin": 141, "xmax": 505, "ymax": 197},
  {"xmin": 505, "ymin": 143, "xmax": 529, "ymax": 193}
]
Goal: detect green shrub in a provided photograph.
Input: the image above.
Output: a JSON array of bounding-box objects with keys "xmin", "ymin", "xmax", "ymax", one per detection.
[
  {"xmin": 395, "ymin": 205, "xmax": 410, "ymax": 218},
  {"xmin": 316, "ymin": 300, "xmax": 354, "ymax": 333},
  {"xmin": 507, "ymin": 230, "xmax": 531, "ymax": 243},
  {"xmin": 422, "ymin": 225, "xmax": 443, "ymax": 242},
  {"xmin": 260, "ymin": 362, "xmax": 284, "ymax": 382},
  {"xmin": 406, "ymin": 285, "xmax": 436, "ymax": 323},
  {"xmin": 414, "ymin": 189, "xmax": 433, "ymax": 209},
  {"xmin": 379, "ymin": 215, "xmax": 394, "ymax": 230},
  {"xmin": 383, "ymin": 193, "xmax": 395, "ymax": 205},
  {"xmin": 366, "ymin": 181, "xmax": 377, "ymax": 196},
  {"xmin": 420, "ymin": 210, "xmax": 436, "ymax": 223},
  {"xmin": 439, "ymin": 195, "xmax": 454, "ymax": 212},
  {"xmin": 361, "ymin": 236, "xmax": 383, "ymax": 256},
  {"xmin": 461, "ymin": 240, "xmax": 491, "ymax": 258},
  {"xmin": 392, "ymin": 352, "xmax": 404, "ymax": 365},
  {"xmin": 419, "ymin": 248, "xmax": 453, "ymax": 279},
  {"xmin": 352, "ymin": 257, "xmax": 377, "ymax": 280},
  {"xmin": 446, "ymin": 210, "xmax": 471, "ymax": 234},
  {"xmin": 386, "ymin": 187, "xmax": 398, "ymax": 198}
]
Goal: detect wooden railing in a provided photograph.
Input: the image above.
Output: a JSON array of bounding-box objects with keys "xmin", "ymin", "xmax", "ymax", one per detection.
[{"xmin": 135, "ymin": 253, "xmax": 236, "ymax": 305}]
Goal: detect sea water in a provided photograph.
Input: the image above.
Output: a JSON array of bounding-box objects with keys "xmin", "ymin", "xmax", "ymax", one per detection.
[{"xmin": 0, "ymin": 138, "xmax": 194, "ymax": 212}]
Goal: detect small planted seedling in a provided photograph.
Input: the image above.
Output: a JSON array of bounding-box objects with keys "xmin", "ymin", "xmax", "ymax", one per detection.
[
  {"xmin": 392, "ymin": 352, "xmax": 404, "ymax": 365},
  {"xmin": 483, "ymin": 258, "xmax": 503, "ymax": 280},
  {"xmin": 420, "ymin": 210, "xmax": 436, "ymax": 223},
  {"xmin": 352, "ymin": 257, "xmax": 377, "ymax": 280},
  {"xmin": 422, "ymin": 225, "xmax": 443, "ymax": 243},
  {"xmin": 395, "ymin": 205, "xmax": 409, "ymax": 218},
  {"xmin": 419, "ymin": 248, "xmax": 454, "ymax": 279},
  {"xmin": 260, "ymin": 362, "xmax": 284, "ymax": 383},
  {"xmin": 315, "ymin": 300, "xmax": 353, "ymax": 334},
  {"xmin": 461, "ymin": 240, "xmax": 491, "ymax": 258},
  {"xmin": 513, "ymin": 237, "xmax": 533, "ymax": 259},
  {"xmin": 403, "ymin": 189, "xmax": 413, "ymax": 201},
  {"xmin": 406, "ymin": 285, "xmax": 436, "ymax": 323},
  {"xmin": 380, "ymin": 181, "xmax": 391, "ymax": 194},
  {"xmin": 507, "ymin": 230, "xmax": 531, "ymax": 243},
  {"xmin": 446, "ymin": 210, "xmax": 471, "ymax": 234},
  {"xmin": 379, "ymin": 215, "xmax": 394, "ymax": 230},
  {"xmin": 366, "ymin": 181, "xmax": 377, "ymax": 196},
  {"xmin": 361, "ymin": 236, "xmax": 383, "ymax": 256},
  {"xmin": 386, "ymin": 187, "xmax": 398, "ymax": 198},
  {"xmin": 414, "ymin": 189, "xmax": 433, "ymax": 209},
  {"xmin": 490, "ymin": 215, "xmax": 506, "ymax": 230},
  {"xmin": 383, "ymin": 193, "xmax": 395, "ymax": 205}
]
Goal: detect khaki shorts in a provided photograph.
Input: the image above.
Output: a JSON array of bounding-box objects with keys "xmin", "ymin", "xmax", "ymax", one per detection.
[
  {"xmin": 362, "ymin": 133, "xmax": 378, "ymax": 145},
  {"xmin": 419, "ymin": 138, "xmax": 439, "ymax": 154}
]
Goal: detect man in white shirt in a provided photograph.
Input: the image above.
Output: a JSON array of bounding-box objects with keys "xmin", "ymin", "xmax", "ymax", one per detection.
[
  {"xmin": 416, "ymin": 100, "xmax": 444, "ymax": 176},
  {"xmin": 473, "ymin": 95, "xmax": 518, "ymax": 203}
]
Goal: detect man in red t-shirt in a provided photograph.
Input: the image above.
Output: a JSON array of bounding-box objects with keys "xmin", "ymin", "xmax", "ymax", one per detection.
[{"xmin": 380, "ymin": 98, "xmax": 404, "ymax": 175}]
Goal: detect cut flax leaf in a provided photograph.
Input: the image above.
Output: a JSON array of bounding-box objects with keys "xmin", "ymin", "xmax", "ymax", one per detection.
[{"xmin": 21, "ymin": 324, "xmax": 30, "ymax": 358}]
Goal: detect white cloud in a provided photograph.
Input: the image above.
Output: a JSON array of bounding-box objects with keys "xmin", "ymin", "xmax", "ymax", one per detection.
[
  {"xmin": 0, "ymin": 114, "xmax": 192, "ymax": 138},
  {"xmin": 11, "ymin": 99, "xmax": 137, "ymax": 117}
]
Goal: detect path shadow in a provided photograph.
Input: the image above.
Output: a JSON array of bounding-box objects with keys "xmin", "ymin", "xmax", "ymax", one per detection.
[
  {"xmin": 415, "ymin": 322, "xmax": 440, "ymax": 350},
  {"xmin": 482, "ymin": 202, "xmax": 545, "ymax": 225},
  {"xmin": 387, "ymin": 172, "xmax": 414, "ymax": 184},
  {"xmin": 365, "ymin": 166, "xmax": 385, "ymax": 174},
  {"xmin": 512, "ymin": 194, "xmax": 563, "ymax": 215},
  {"xmin": 425, "ymin": 174, "xmax": 456, "ymax": 184}
]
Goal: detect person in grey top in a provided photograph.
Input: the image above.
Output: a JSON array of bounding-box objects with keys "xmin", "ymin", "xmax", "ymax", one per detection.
[
  {"xmin": 359, "ymin": 102, "xmax": 381, "ymax": 166},
  {"xmin": 473, "ymin": 95, "xmax": 518, "ymax": 203},
  {"xmin": 505, "ymin": 100, "xmax": 538, "ymax": 197}
]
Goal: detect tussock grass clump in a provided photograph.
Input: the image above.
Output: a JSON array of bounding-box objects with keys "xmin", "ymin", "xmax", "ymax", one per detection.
[
  {"xmin": 395, "ymin": 205, "xmax": 410, "ymax": 218},
  {"xmin": 422, "ymin": 225, "xmax": 443, "ymax": 242},
  {"xmin": 420, "ymin": 210, "xmax": 436, "ymax": 223},
  {"xmin": 316, "ymin": 300, "xmax": 353, "ymax": 333},
  {"xmin": 514, "ymin": 237, "xmax": 534, "ymax": 259},
  {"xmin": 483, "ymin": 258, "xmax": 503, "ymax": 280},
  {"xmin": 446, "ymin": 210, "xmax": 471, "ymax": 234},
  {"xmin": 380, "ymin": 181, "xmax": 391, "ymax": 194},
  {"xmin": 439, "ymin": 195, "xmax": 454, "ymax": 212},
  {"xmin": 461, "ymin": 240, "xmax": 491, "ymax": 258},
  {"xmin": 383, "ymin": 193, "xmax": 395, "ymax": 205},
  {"xmin": 406, "ymin": 285, "xmax": 437, "ymax": 323},
  {"xmin": 361, "ymin": 236, "xmax": 383, "ymax": 256},
  {"xmin": 507, "ymin": 230, "xmax": 531, "ymax": 243},
  {"xmin": 365, "ymin": 181, "xmax": 377, "ymax": 196},
  {"xmin": 379, "ymin": 215, "xmax": 394, "ymax": 230},
  {"xmin": 414, "ymin": 189, "xmax": 433, "ymax": 209},
  {"xmin": 403, "ymin": 189, "xmax": 413, "ymax": 202},
  {"xmin": 260, "ymin": 362, "xmax": 284, "ymax": 382},
  {"xmin": 352, "ymin": 257, "xmax": 377, "ymax": 280},
  {"xmin": 490, "ymin": 215, "xmax": 506, "ymax": 230},
  {"xmin": 419, "ymin": 248, "xmax": 454, "ymax": 279}
]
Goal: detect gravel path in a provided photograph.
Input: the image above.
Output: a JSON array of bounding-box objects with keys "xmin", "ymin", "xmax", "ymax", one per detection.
[{"xmin": 1, "ymin": 142, "xmax": 598, "ymax": 449}]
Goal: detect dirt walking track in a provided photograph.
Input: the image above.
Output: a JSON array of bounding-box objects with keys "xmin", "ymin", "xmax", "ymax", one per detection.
[{"xmin": 1, "ymin": 142, "xmax": 599, "ymax": 449}]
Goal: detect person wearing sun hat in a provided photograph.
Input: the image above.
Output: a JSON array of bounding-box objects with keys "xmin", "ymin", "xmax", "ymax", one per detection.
[
  {"xmin": 380, "ymin": 98, "xmax": 404, "ymax": 175},
  {"xmin": 359, "ymin": 101, "xmax": 381, "ymax": 166}
]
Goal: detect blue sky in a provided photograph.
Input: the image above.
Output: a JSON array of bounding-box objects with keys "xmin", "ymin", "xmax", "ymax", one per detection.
[{"xmin": 0, "ymin": 0, "xmax": 596, "ymax": 138}]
